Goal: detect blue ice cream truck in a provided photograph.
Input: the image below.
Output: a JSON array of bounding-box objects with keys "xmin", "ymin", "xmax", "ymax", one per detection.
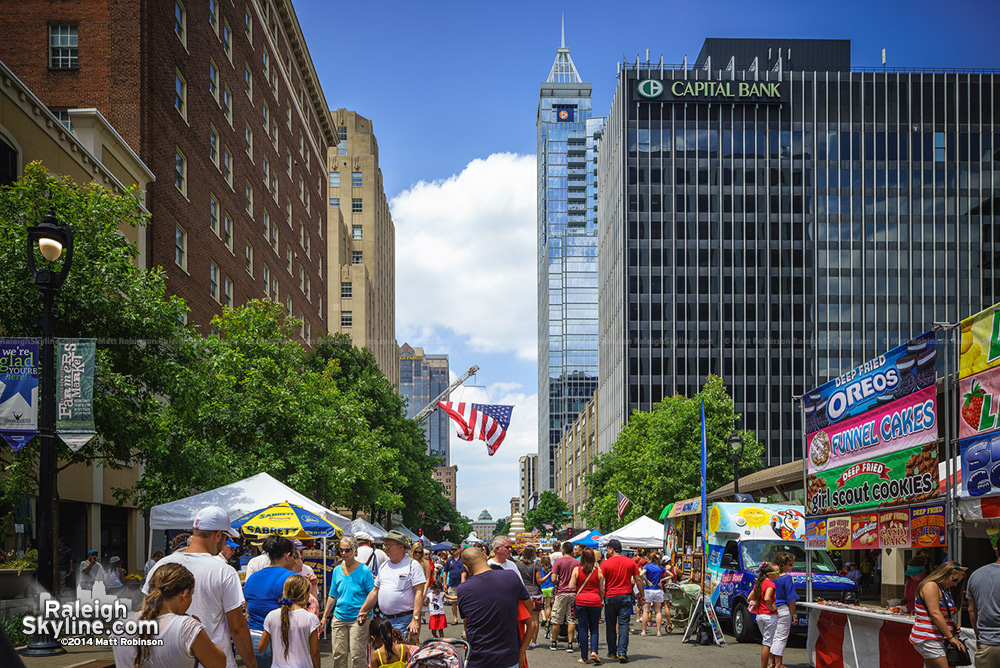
[{"xmin": 705, "ymin": 503, "xmax": 859, "ymax": 642}]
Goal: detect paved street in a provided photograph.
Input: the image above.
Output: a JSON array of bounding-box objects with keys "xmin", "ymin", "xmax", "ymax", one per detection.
[{"xmin": 17, "ymin": 616, "xmax": 810, "ymax": 668}]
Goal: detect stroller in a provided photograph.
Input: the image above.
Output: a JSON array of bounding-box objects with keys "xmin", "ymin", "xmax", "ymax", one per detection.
[
  {"xmin": 664, "ymin": 583, "xmax": 701, "ymax": 623},
  {"xmin": 407, "ymin": 637, "xmax": 470, "ymax": 668}
]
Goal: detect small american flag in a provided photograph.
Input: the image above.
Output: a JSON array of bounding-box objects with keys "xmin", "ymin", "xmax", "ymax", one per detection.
[
  {"xmin": 617, "ymin": 491, "xmax": 632, "ymax": 521},
  {"xmin": 443, "ymin": 523, "xmax": 451, "ymax": 531},
  {"xmin": 543, "ymin": 523, "xmax": 553, "ymax": 530},
  {"xmin": 436, "ymin": 402, "xmax": 513, "ymax": 455}
]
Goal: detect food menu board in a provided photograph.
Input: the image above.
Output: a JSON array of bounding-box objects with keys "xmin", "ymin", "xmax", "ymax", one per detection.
[
  {"xmin": 878, "ymin": 510, "xmax": 911, "ymax": 548},
  {"xmin": 850, "ymin": 513, "xmax": 879, "ymax": 549},
  {"xmin": 960, "ymin": 304, "xmax": 1000, "ymax": 380},
  {"xmin": 804, "ymin": 331, "xmax": 940, "ymax": 516},
  {"xmin": 958, "ymin": 302, "xmax": 1000, "ymax": 500},
  {"xmin": 807, "ymin": 505, "xmax": 939, "ymax": 550}
]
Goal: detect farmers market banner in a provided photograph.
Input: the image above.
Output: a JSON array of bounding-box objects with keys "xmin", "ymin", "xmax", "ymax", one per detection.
[
  {"xmin": 56, "ymin": 339, "xmax": 96, "ymax": 452},
  {"xmin": 803, "ymin": 331, "xmax": 936, "ymax": 438},
  {"xmin": 960, "ymin": 302, "xmax": 1000, "ymax": 380},
  {"xmin": 0, "ymin": 340, "xmax": 39, "ymax": 452}
]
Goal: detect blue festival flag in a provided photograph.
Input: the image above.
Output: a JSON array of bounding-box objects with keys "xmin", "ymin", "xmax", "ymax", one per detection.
[{"xmin": 0, "ymin": 340, "xmax": 39, "ymax": 452}]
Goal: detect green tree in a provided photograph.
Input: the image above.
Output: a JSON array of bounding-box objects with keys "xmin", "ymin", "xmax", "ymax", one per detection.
[
  {"xmin": 0, "ymin": 164, "xmax": 189, "ymax": 533},
  {"xmin": 525, "ymin": 491, "xmax": 571, "ymax": 532},
  {"xmin": 494, "ymin": 517, "xmax": 511, "ymax": 537},
  {"xmin": 584, "ymin": 375, "xmax": 764, "ymax": 531}
]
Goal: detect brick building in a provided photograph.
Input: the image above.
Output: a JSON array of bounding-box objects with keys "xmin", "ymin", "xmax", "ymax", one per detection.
[{"xmin": 0, "ymin": 0, "xmax": 335, "ymax": 336}]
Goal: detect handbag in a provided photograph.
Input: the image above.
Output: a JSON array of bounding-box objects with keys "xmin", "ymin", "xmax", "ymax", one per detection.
[{"xmin": 937, "ymin": 585, "xmax": 970, "ymax": 667}]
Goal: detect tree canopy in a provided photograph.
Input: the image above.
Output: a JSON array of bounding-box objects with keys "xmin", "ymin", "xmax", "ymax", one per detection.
[
  {"xmin": 525, "ymin": 491, "xmax": 571, "ymax": 533},
  {"xmin": 584, "ymin": 375, "xmax": 764, "ymax": 531}
]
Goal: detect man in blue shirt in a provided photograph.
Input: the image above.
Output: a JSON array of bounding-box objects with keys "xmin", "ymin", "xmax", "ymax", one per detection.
[
  {"xmin": 443, "ymin": 545, "xmax": 467, "ymax": 625},
  {"xmin": 243, "ymin": 536, "xmax": 296, "ymax": 668},
  {"xmin": 458, "ymin": 547, "xmax": 534, "ymax": 668}
]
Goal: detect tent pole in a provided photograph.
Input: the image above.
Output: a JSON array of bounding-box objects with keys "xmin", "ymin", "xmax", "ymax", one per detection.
[{"xmin": 323, "ymin": 535, "xmax": 328, "ymax": 637}]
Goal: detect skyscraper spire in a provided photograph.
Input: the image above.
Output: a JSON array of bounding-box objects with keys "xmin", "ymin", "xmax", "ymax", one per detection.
[{"xmin": 547, "ymin": 16, "xmax": 582, "ymax": 83}]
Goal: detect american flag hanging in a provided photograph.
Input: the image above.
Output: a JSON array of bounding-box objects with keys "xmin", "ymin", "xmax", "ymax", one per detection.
[
  {"xmin": 436, "ymin": 402, "xmax": 513, "ymax": 455},
  {"xmin": 617, "ymin": 491, "xmax": 632, "ymax": 521},
  {"xmin": 443, "ymin": 523, "xmax": 451, "ymax": 532}
]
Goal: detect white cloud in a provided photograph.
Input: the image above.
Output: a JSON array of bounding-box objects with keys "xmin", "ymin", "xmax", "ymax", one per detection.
[
  {"xmin": 391, "ymin": 153, "xmax": 537, "ymax": 361},
  {"xmin": 442, "ymin": 381, "xmax": 538, "ymax": 522}
]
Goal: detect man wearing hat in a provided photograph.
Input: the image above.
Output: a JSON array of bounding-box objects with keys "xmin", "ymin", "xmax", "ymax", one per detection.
[
  {"xmin": 355, "ymin": 531, "xmax": 388, "ymax": 577},
  {"xmin": 357, "ymin": 530, "xmax": 427, "ymax": 638},
  {"xmin": 78, "ymin": 549, "xmax": 105, "ymax": 591},
  {"xmin": 215, "ymin": 538, "xmax": 239, "ymax": 566},
  {"xmin": 143, "ymin": 505, "xmax": 257, "ymax": 668}
]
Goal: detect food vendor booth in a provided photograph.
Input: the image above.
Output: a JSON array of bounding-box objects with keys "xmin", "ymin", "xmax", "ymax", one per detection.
[
  {"xmin": 800, "ymin": 330, "xmax": 952, "ymax": 668},
  {"xmin": 662, "ymin": 497, "xmax": 704, "ymax": 582}
]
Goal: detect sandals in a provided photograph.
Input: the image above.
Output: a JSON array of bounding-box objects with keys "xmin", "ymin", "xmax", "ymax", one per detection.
[
  {"xmin": 591, "ymin": 652, "xmax": 602, "ymax": 664},
  {"xmin": 578, "ymin": 660, "xmax": 590, "ymax": 665}
]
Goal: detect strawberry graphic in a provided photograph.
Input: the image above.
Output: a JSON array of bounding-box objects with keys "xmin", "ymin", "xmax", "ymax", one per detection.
[{"xmin": 963, "ymin": 380, "xmax": 986, "ymax": 429}]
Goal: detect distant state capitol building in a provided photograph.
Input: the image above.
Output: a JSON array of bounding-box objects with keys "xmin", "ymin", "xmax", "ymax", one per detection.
[{"xmin": 471, "ymin": 509, "xmax": 495, "ymax": 541}]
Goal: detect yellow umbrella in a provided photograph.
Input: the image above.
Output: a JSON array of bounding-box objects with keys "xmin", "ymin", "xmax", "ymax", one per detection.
[{"xmin": 231, "ymin": 501, "xmax": 343, "ymax": 539}]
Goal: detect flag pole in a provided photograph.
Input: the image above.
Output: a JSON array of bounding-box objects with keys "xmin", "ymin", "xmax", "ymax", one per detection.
[{"xmin": 700, "ymin": 400, "xmax": 708, "ymax": 591}]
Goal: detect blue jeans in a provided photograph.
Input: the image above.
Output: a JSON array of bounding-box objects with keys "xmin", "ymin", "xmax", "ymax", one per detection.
[
  {"xmin": 575, "ymin": 605, "xmax": 601, "ymax": 660},
  {"xmin": 604, "ymin": 594, "xmax": 632, "ymax": 658},
  {"xmin": 250, "ymin": 629, "xmax": 272, "ymax": 668},
  {"xmin": 387, "ymin": 615, "xmax": 411, "ymax": 634}
]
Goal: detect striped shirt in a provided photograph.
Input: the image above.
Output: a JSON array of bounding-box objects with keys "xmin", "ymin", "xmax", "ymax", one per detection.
[{"xmin": 909, "ymin": 587, "xmax": 956, "ymax": 644}]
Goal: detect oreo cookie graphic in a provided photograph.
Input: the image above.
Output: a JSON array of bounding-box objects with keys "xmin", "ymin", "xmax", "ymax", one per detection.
[
  {"xmin": 813, "ymin": 396, "xmax": 830, "ymax": 430},
  {"xmin": 907, "ymin": 337, "xmax": 929, "ymax": 355}
]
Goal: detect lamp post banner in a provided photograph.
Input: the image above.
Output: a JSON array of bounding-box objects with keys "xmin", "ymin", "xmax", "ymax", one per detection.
[
  {"xmin": 55, "ymin": 338, "xmax": 96, "ymax": 452},
  {"xmin": 0, "ymin": 339, "xmax": 39, "ymax": 451}
]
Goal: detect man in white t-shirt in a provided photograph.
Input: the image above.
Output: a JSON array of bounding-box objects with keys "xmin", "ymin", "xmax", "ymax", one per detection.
[
  {"xmin": 79, "ymin": 550, "xmax": 105, "ymax": 590},
  {"xmin": 357, "ymin": 530, "xmax": 427, "ymax": 637},
  {"xmin": 488, "ymin": 535, "xmax": 519, "ymax": 573},
  {"xmin": 244, "ymin": 549, "xmax": 271, "ymax": 578},
  {"xmin": 354, "ymin": 531, "xmax": 388, "ymax": 577},
  {"xmin": 143, "ymin": 506, "xmax": 257, "ymax": 668},
  {"xmin": 215, "ymin": 538, "xmax": 237, "ymax": 567}
]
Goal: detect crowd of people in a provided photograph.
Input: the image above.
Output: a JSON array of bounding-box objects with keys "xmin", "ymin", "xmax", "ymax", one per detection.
[{"xmin": 109, "ymin": 506, "xmax": 696, "ymax": 668}]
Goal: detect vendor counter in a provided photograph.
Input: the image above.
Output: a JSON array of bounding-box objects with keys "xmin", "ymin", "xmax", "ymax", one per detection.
[{"xmin": 801, "ymin": 601, "xmax": 922, "ymax": 668}]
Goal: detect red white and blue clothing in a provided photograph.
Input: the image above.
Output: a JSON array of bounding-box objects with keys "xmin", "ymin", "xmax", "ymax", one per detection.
[{"xmin": 910, "ymin": 587, "xmax": 957, "ymax": 644}]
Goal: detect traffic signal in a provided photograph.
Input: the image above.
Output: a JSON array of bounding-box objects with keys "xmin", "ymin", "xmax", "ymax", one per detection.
[{"xmin": 418, "ymin": 528, "xmax": 422, "ymax": 537}]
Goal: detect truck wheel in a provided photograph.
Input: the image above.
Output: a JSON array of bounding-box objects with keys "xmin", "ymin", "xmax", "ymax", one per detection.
[{"xmin": 732, "ymin": 601, "xmax": 756, "ymax": 643}]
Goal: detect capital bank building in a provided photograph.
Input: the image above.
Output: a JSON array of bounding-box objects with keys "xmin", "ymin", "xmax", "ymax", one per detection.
[{"xmin": 597, "ymin": 38, "xmax": 999, "ymax": 465}]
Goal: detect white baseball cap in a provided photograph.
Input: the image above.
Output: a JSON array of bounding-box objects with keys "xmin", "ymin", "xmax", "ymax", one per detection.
[
  {"xmin": 193, "ymin": 506, "xmax": 239, "ymax": 537},
  {"xmin": 355, "ymin": 531, "xmax": 372, "ymax": 542}
]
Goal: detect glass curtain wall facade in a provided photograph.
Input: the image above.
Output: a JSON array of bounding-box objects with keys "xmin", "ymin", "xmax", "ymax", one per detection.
[
  {"xmin": 598, "ymin": 41, "xmax": 999, "ymax": 466},
  {"xmin": 399, "ymin": 344, "xmax": 451, "ymax": 464},
  {"xmin": 538, "ymin": 42, "xmax": 603, "ymax": 491}
]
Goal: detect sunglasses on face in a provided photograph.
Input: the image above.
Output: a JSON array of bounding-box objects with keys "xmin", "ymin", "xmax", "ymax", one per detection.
[{"xmin": 340, "ymin": 547, "xmax": 353, "ymax": 553}]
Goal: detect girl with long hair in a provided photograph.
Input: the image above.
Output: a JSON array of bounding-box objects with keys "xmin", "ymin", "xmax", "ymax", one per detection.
[
  {"xmin": 111, "ymin": 562, "xmax": 226, "ymax": 668},
  {"xmin": 909, "ymin": 561, "xmax": 969, "ymax": 668},
  {"xmin": 769, "ymin": 552, "xmax": 798, "ymax": 668},
  {"xmin": 640, "ymin": 552, "xmax": 668, "ymax": 635},
  {"xmin": 516, "ymin": 545, "xmax": 544, "ymax": 647},
  {"xmin": 748, "ymin": 563, "xmax": 780, "ymax": 668},
  {"xmin": 568, "ymin": 547, "xmax": 605, "ymax": 664},
  {"xmin": 367, "ymin": 618, "xmax": 410, "ymax": 668},
  {"xmin": 539, "ymin": 554, "xmax": 554, "ymax": 626},
  {"xmin": 259, "ymin": 574, "xmax": 321, "ymax": 668}
]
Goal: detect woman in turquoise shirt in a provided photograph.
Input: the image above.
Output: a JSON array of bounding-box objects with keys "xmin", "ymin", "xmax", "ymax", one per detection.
[{"xmin": 320, "ymin": 536, "xmax": 375, "ymax": 668}]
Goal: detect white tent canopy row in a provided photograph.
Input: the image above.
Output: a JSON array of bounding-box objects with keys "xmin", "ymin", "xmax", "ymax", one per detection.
[
  {"xmin": 149, "ymin": 472, "xmax": 352, "ymax": 534},
  {"xmin": 350, "ymin": 517, "xmax": 388, "ymax": 539},
  {"xmin": 598, "ymin": 515, "xmax": 664, "ymax": 549}
]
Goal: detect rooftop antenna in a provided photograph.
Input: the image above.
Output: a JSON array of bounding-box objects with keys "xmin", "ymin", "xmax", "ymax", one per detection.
[
  {"xmin": 658, "ymin": 54, "xmax": 664, "ymax": 77},
  {"xmin": 561, "ymin": 13, "xmax": 565, "ymax": 48},
  {"xmin": 646, "ymin": 48, "xmax": 650, "ymax": 63}
]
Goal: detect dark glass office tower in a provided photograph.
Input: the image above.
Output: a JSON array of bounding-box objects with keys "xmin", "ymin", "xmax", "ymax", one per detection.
[
  {"xmin": 537, "ymin": 30, "xmax": 604, "ymax": 492},
  {"xmin": 597, "ymin": 38, "xmax": 999, "ymax": 466},
  {"xmin": 399, "ymin": 343, "xmax": 450, "ymax": 464}
]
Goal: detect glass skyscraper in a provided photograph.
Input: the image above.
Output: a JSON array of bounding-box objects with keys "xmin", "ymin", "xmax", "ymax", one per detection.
[
  {"xmin": 597, "ymin": 38, "xmax": 999, "ymax": 466},
  {"xmin": 537, "ymin": 30, "xmax": 604, "ymax": 493},
  {"xmin": 399, "ymin": 343, "xmax": 450, "ymax": 464}
]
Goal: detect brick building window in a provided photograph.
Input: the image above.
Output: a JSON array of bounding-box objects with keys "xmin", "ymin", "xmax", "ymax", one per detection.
[
  {"xmin": 262, "ymin": 101, "xmax": 270, "ymax": 133},
  {"xmin": 209, "ymin": 0, "xmax": 218, "ymax": 33},
  {"xmin": 49, "ymin": 24, "xmax": 78, "ymax": 69},
  {"xmin": 306, "ymin": 277, "xmax": 311, "ymax": 302},
  {"xmin": 223, "ymin": 212, "xmax": 233, "ymax": 250},
  {"xmin": 285, "ymin": 199, "xmax": 292, "ymax": 225},
  {"xmin": 210, "ymin": 262, "xmax": 220, "ymax": 302},
  {"xmin": 223, "ymin": 277, "xmax": 233, "ymax": 307},
  {"xmin": 222, "ymin": 19, "xmax": 232, "ymax": 62},
  {"xmin": 244, "ymin": 241, "xmax": 254, "ymax": 275},
  {"xmin": 174, "ymin": 1, "xmax": 186, "ymax": 45},
  {"xmin": 329, "ymin": 197, "xmax": 339, "ymax": 208},
  {"xmin": 270, "ymin": 169, "xmax": 278, "ymax": 197},
  {"xmin": 262, "ymin": 157, "xmax": 270, "ymax": 188},
  {"xmin": 210, "ymin": 194, "xmax": 220, "ymax": 234},
  {"xmin": 174, "ymin": 70, "xmax": 187, "ymax": 119},
  {"xmin": 351, "ymin": 251, "xmax": 362, "ymax": 265},
  {"xmin": 222, "ymin": 146, "xmax": 232, "ymax": 186},
  {"xmin": 209, "ymin": 59, "xmax": 219, "ymax": 100},
  {"xmin": 271, "ymin": 275, "xmax": 279, "ymax": 302},
  {"xmin": 352, "ymin": 198, "xmax": 362, "ymax": 213},
  {"xmin": 298, "ymin": 266, "xmax": 304, "ymax": 292},
  {"xmin": 318, "ymin": 297, "xmax": 322, "ymax": 319},
  {"xmin": 305, "ymin": 232, "xmax": 311, "ymax": 258},
  {"xmin": 329, "ymin": 172, "xmax": 340, "ymax": 188},
  {"xmin": 244, "ymin": 6, "xmax": 253, "ymax": 42},
  {"xmin": 352, "ymin": 225, "xmax": 362, "ymax": 240},
  {"xmin": 268, "ymin": 215, "xmax": 278, "ymax": 251},
  {"xmin": 286, "ymin": 245, "xmax": 292, "ymax": 273},
  {"xmin": 209, "ymin": 125, "xmax": 219, "ymax": 166},
  {"xmin": 175, "ymin": 224, "xmax": 187, "ymax": 270},
  {"xmin": 285, "ymin": 150, "xmax": 292, "ymax": 177},
  {"xmin": 222, "ymin": 85, "xmax": 233, "ymax": 125},
  {"xmin": 341, "ymin": 282, "xmax": 352, "ymax": 298},
  {"xmin": 244, "ymin": 181, "xmax": 253, "ymax": 215},
  {"xmin": 341, "ymin": 311, "xmax": 353, "ymax": 328},
  {"xmin": 352, "ymin": 172, "xmax": 363, "ymax": 187},
  {"xmin": 263, "ymin": 264, "xmax": 271, "ymax": 296},
  {"xmin": 244, "ymin": 124, "xmax": 253, "ymax": 157},
  {"xmin": 50, "ymin": 109, "xmax": 72, "ymax": 131},
  {"xmin": 174, "ymin": 148, "xmax": 187, "ymax": 195},
  {"xmin": 317, "ymin": 254, "xmax": 322, "ymax": 278},
  {"xmin": 244, "ymin": 64, "xmax": 253, "ymax": 100},
  {"xmin": 285, "ymin": 297, "xmax": 292, "ymax": 314}
]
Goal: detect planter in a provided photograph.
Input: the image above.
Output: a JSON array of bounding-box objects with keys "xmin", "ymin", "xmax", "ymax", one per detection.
[{"xmin": 0, "ymin": 568, "xmax": 36, "ymax": 599}]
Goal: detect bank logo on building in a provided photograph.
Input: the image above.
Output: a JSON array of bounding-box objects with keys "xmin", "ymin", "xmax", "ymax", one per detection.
[{"xmin": 637, "ymin": 79, "xmax": 664, "ymax": 99}]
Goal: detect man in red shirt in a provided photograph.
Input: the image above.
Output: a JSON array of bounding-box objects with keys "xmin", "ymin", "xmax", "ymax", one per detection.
[{"xmin": 601, "ymin": 539, "xmax": 646, "ymax": 663}]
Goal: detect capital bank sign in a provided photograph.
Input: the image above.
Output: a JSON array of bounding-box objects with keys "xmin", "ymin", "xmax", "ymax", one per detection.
[{"xmin": 636, "ymin": 78, "xmax": 784, "ymax": 103}]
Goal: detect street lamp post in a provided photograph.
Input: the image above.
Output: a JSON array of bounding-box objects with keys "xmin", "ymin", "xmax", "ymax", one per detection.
[
  {"xmin": 728, "ymin": 430, "xmax": 744, "ymax": 496},
  {"xmin": 23, "ymin": 208, "xmax": 73, "ymax": 657}
]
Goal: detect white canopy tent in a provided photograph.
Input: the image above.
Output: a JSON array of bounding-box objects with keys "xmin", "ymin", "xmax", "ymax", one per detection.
[
  {"xmin": 350, "ymin": 518, "xmax": 388, "ymax": 540},
  {"xmin": 567, "ymin": 529, "xmax": 593, "ymax": 543},
  {"xmin": 598, "ymin": 515, "xmax": 664, "ymax": 549},
  {"xmin": 150, "ymin": 472, "xmax": 352, "ymax": 533}
]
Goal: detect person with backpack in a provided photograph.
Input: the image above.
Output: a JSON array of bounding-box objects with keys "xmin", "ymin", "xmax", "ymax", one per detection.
[
  {"xmin": 258, "ymin": 574, "xmax": 321, "ymax": 668},
  {"xmin": 568, "ymin": 548, "xmax": 605, "ymax": 665},
  {"xmin": 747, "ymin": 563, "xmax": 779, "ymax": 668},
  {"xmin": 320, "ymin": 536, "xmax": 374, "ymax": 668}
]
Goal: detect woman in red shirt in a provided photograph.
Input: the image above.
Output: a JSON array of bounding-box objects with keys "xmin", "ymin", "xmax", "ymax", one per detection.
[{"xmin": 569, "ymin": 548, "xmax": 605, "ymax": 665}]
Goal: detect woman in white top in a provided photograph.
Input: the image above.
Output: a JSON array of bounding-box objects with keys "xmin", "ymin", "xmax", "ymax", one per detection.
[
  {"xmin": 112, "ymin": 562, "xmax": 226, "ymax": 668},
  {"xmin": 105, "ymin": 556, "xmax": 125, "ymax": 594},
  {"xmin": 260, "ymin": 574, "xmax": 321, "ymax": 668}
]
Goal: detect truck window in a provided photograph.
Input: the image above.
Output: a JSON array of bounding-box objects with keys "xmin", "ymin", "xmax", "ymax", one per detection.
[
  {"xmin": 723, "ymin": 540, "xmax": 740, "ymax": 569},
  {"xmin": 740, "ymin": 540, "xmax": 838, "ymax": 574}
]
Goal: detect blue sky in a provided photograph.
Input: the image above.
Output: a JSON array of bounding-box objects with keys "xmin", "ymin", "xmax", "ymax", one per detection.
[{"xmin": 293, "ymin": 0, "xmax": 1000, "ymax": 523}]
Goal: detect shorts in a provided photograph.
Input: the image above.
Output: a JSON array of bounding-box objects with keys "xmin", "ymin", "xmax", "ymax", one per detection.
[
  {"xmin": 531, "ymin": 595, "xmax": 544, "ymax": 612},
  {"xmin": 644, "ymin": 589, "xmax": 664, "ymax": 604},
  {"xmin": 552, "ymin": 593, "xmax": 575, "ymax": 625},
  {"xmin": 912, "ymin": 639, "xmax": 947, "ymax": 660},
  {"xmin": 756, "ymin": 614, "xmax": 778, "ymax": 647},
  {"xmin": 429, "ymin": 614, "xmax": 447, "ymax": 631},
  {"xmin": 447, "ymin": 585, "xmax": 458, "ymax": 597},
  {"xmin": 542, "ymin": 587, "xmax": 554, "ymax": 598}
]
